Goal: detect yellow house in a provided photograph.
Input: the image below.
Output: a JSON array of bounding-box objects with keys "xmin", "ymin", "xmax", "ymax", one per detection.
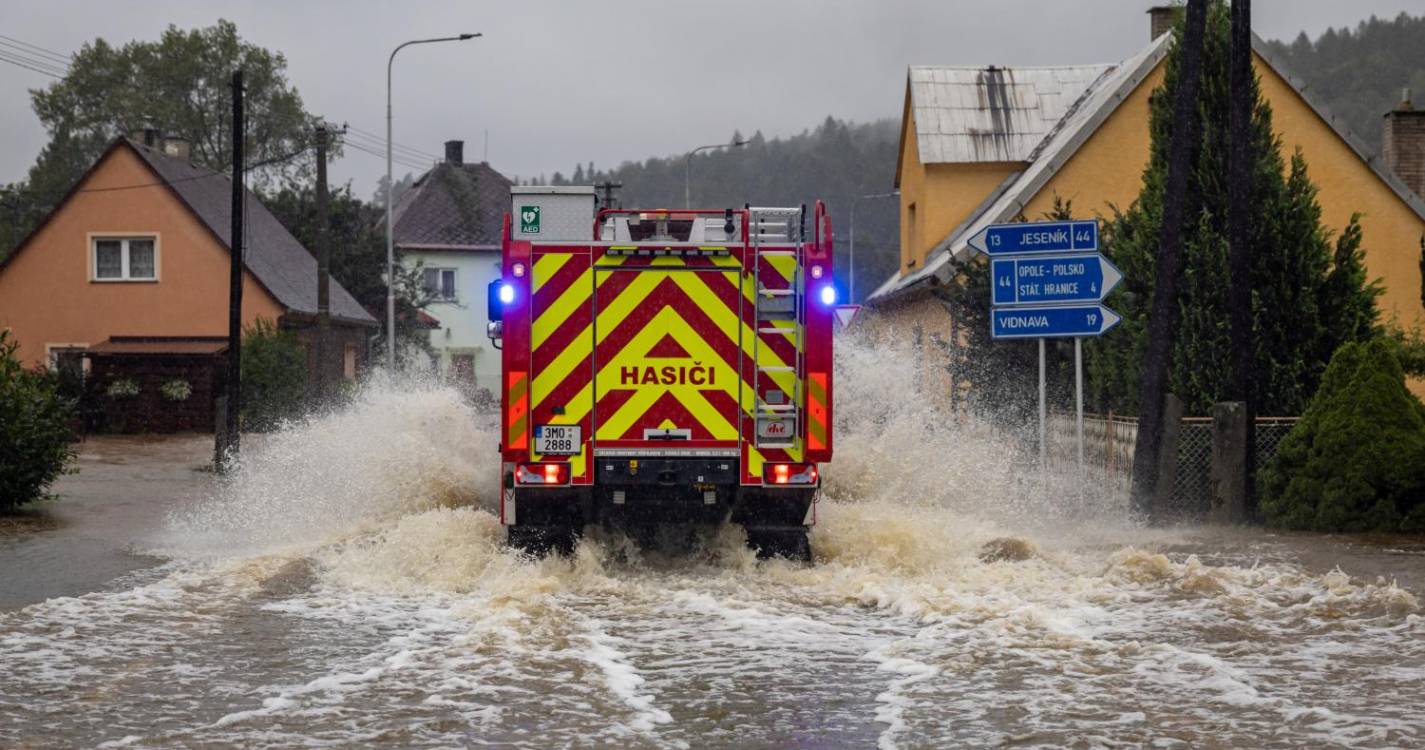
[{"xmin": 867, "ymin": 10, "xmax": 1425, "ymax": 399}]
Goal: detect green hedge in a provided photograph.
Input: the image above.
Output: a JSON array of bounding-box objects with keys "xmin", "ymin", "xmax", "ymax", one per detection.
[
  {"xmin": 240, "ymin": 319, "xmax": 308, "ymax": 431},
  {"xmin": 0, "ymin": 330, "xmax": 76, "ymax": 510},
  {"xmin": 1259, "ymin": 339, "xmax": 1425, "ymax": 532}
]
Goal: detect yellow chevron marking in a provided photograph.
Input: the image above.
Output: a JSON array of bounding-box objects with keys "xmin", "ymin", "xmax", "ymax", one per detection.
[
  {"xmin": 532, "ymin": 268, "xmax": 591, "ymax": 351},
  {"xmin": 593, "ymin": 303, "xmax": 741, "ymax": 440},
  {"xmin": 530, "ymin": 254, "xmax": 639, "ymax": 411},
  {"xmin": 591, "ymin": 270, "xmax": 669, "ymax": 345},
  {"xmin": 532, "ymin": 252, "xmax": 572, "ymax": 286}
]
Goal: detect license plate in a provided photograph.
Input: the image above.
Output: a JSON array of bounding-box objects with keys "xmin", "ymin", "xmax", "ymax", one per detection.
[{"xmin": 534, "ymin": 424, "xmax": 581, "ymax": 455}]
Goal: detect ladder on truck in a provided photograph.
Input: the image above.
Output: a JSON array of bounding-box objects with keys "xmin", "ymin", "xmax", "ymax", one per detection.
[{"xmin": 749, "ymin": 206, "xmax": 805, "ymax": 450}]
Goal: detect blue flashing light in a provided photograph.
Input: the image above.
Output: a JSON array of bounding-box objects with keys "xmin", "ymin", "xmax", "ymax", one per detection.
[
  {"xmin": 818, "ymin": 284, "xmax": 837, "ymax": 306},
  {"xmin": 498, "ymin": 282, "xmax": 516, "ymax": 305}
]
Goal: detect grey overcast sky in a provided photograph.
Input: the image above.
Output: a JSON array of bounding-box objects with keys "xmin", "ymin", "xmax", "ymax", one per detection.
[{"xmin": 3, "ymin": 0, "xmax": 1423, "ymax": 195}]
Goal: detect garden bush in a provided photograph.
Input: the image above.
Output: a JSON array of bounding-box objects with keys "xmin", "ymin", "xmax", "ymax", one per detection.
[
  {"xmin": 0, "ymin": 330, "xmax": 76, "ymax": 510},
  {"xmin": 240, "ymin": 319, "xmax": 309, "ymax": 431},
  {"xmin": 1259, "ymin": 339, "xmax": 1425, "ymax": 532}
]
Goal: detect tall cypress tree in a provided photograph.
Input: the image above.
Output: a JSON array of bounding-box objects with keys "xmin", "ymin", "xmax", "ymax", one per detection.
[{"xmin": 1088, "ymin": 0, "xmax": 1381, "ymax": 417}]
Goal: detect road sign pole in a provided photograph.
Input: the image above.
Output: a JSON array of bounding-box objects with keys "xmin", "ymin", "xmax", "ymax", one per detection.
[
  {"xmin": 1075, "ymin": 337, "xmax": 1084, "ymax": 470},
  {"xmin": 1038, "ymin": 337, "xmax": 1047, "ymax": 467}
]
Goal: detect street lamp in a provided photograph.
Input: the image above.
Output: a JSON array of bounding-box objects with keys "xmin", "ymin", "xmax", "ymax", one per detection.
[
  {"xmin": 684, "ymin": 139, "xmax": 748, "ymax": 209},
  {"xmin": 849, "ymin": 190, "xmax": 898, "ymax": 303},
  {"xmin": 386, "ymin": 33, "xmax": 480, "ymax": 371}
]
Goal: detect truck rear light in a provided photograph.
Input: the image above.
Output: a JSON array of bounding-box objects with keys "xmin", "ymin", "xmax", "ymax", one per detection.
[
  {"xmin": 818, "ymin": 284, "xmax": 837, "ymax": 306},
  {"xmin": 764, "ymin": 463, "xmax": 818, "ymax": 485},
  {"xmin": 511, "ymin": 262, "xmax": 526, "ymax": 278},
  {"xmin": 516, "ymin": 462, "xmax": 570, "ymax": 485}
]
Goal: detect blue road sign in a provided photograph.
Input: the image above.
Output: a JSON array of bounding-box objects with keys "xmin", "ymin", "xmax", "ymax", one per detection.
[
  {"xmin": 991, "ymin": 304, "xmax": 1121, "ymax": 339},
  {"xmin": 991, "ymin": 253, "xmax": 1123, "ymax": 306},
  {"xmin": 968, "ymin": 220, "xmax": 1098, "ymax": 256}
]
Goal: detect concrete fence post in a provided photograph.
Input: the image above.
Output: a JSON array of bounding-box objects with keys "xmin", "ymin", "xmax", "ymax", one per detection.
[
  {"xmin": 1151, "ymin": 393, "xmax": 1184, "ymax": 518},
  {"xmin": 1209, "ymin": 401, "xmax": 1249, "ymax": 524}
]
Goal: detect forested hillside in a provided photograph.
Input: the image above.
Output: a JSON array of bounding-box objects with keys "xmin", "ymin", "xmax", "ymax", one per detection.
[
  {"xmin": 532, "ymin": 117, "xmax": 903, "ymax": 302},
  {"xmin": 1264, "ymin": 12, "xmax": 1425, "ymax": 156}
]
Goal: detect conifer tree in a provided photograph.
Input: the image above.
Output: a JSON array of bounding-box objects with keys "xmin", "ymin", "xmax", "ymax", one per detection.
[{"xmin": 1088, "ymin": 0, "xmax": 1381, "ymax": 417}]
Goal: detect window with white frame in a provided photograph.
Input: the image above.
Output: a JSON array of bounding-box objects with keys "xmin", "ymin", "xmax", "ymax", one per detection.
[
  {"xmin": 423, "ymin": 267, "xmax": 457, "ymax": 301},
  {"xmin": 92, "ymin": 237, "xmax": 157, "ymax": 281}
]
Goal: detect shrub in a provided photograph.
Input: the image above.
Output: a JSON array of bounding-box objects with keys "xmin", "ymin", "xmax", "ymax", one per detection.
[
  {"xmin": 160, "ymin": 379, "xmax": 192, "ymax": 402},
  {"xmin": 1259, "ymin": 339, "xmax": 1425, "ymax": 532},
  {"xmin": 0, "ymin": 330, "xmax": 77, "ymax": 510},
  {"xmin": 105, "ymin": 378, "xmax": 140, "ymax": 399},
  {"xmin": 240, "ymin": 318, "xmax": 308, "ymax": 431}
]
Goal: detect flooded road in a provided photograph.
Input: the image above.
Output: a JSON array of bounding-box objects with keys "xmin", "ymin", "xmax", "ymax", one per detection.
[{"xmin": 2, "ymin": 344, "xmax": 1423, "ymax": 749}]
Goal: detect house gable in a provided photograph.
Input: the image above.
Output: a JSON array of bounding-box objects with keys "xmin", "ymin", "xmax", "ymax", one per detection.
[{"xmin": 0, "ymin": 144, "xmax": 284, "ymax": 367}]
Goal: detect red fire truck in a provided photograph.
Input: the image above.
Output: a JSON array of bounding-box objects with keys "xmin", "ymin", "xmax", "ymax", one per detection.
[{"xmin": 487, "ymin": 203, "xmax": 834, "ymax": 560}]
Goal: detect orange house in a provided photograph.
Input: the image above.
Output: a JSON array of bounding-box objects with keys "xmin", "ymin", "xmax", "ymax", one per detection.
[{"xmin": 0, "ymin": 137, "xmax": 376, "ymax": 377}]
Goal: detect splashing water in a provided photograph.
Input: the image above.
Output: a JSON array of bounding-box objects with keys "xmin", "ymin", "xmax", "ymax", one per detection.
[{"xmin": 1, "ymin": 340, "xmax": 1422, "ymax": 749}]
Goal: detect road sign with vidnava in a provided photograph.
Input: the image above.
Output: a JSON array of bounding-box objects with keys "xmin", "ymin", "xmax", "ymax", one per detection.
[
  {"xmin": 992, "ymin": 253, "xmax": 1123, "ymax": 306},
  {"xmin": 991, "ymin": 304, "xmax": 1121, "ymax": 339},
  {"xmin": 968, "ymin": 219, "xmax": 1098, "ymax": 256}
]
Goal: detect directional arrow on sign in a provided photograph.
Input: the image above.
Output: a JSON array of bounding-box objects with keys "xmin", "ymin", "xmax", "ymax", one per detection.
[
  {"xmin": 991, "ymin": 253, "xmax": 1123, "ymax": 306},
  {"xmin": 991, "ymin": 304, "xmax": 1122, "ymax": 339},
  {"xmin": 968, "ymin": 219, "xmax": 1098, "ymax": 256}
]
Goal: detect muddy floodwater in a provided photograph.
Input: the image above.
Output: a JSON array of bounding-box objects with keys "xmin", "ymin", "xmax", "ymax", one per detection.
[{"xmin": 2, "ymin": 343, "xmax": 1423, "ymax": 749}]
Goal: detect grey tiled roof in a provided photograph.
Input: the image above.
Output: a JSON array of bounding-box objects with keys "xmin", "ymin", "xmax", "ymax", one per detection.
[
  {"xmin": 391, "ymin": 161, "xmax": 512, "ymax": 249},
  {"xmin": 128, "ymin": 141, "xmax": 376, "ymax": 325}
]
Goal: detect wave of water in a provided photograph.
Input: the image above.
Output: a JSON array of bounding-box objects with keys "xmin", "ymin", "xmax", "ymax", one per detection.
[{"xmin": 2, "ymin": 337, "xmax": 1422, "ymax": 748}]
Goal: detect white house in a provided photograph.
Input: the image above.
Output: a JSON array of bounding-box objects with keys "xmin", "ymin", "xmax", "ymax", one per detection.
[{"xmin": 392, "ymin": 140, "xmax": 511, "ymax": 390}]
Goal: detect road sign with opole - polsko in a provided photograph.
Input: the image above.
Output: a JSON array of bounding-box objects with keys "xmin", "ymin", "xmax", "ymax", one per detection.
[
  {"xmin": 992, "ymin": 304, "xmax": 1121, "ymax": 339},
  {"xmin": 969, "ymin": 219, "xmax": 1097, "ymax": 256},
  {"xmin": 519, "ymin": 205, "xmax": 541, "ymax": 234},
  {"xmin": 992, "ymin": 253, "xmax": 1122, "ymax": 306}
]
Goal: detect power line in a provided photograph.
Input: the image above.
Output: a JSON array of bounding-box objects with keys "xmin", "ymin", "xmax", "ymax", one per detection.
[
  {"xmin": 345, "ymin": 124, "xmax": 439, "ymax": 160},
  {"xmin": 0, "ymin": 51, "xmax": 65, "ymax": 78},
  {"xmin": 0, "ymin": 34, "xmax": 72, "ymax": 63},
  {"xmin": 0, "ymin": 44, "xmax": 70, "ymax": 74}
]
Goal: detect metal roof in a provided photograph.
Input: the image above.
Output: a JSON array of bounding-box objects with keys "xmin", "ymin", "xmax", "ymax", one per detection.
[
  {"xmin": 908, "ymin": 64, "xmax": 1113, "ymax": 164},
  {"xmin": 872, "ymin": 36, "xmax": 1169, "ymax": 303},
  {"xmin": 870, "ymin": 31, "xmax": 1425, "ymax": 307}
]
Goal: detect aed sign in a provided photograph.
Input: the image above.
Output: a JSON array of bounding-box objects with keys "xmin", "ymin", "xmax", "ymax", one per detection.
[{"xmin": 519, "ymin": 205, "xmax": 541, "ymax": 234}]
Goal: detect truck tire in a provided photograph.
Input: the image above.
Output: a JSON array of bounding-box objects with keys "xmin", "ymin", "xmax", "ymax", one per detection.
[
  {"xmin": 745, "ymin": 528, "xmax": 812, "ymax": 563},
  {"xmin": 507, "ymin": 525, "xmax": 579, "ymax": 558}
]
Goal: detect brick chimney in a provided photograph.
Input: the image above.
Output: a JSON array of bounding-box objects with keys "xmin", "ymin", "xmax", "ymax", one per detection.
[
  {"xmin": 1148, "ymin": 6, "xmax": 1181, "ymax": 41},
  {"xmin": 444, "ymin": 140, "xmax": 464, "ymax": 166},
  {"xmin": 1384, "ymin": 88, "xmax": 1425, "ymax": 200}
]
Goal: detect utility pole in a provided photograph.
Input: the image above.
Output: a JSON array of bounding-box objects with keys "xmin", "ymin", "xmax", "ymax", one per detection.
[
  {"xmin": 217, "ymin": 69, "xmax": 245, "ymax": 473},
  {"xmin": 315, "ymin": 123, "xmax": 332, "ymax": 397},
  {"xmin": 596, "ymin": 180, "xmax": 622, "ymax": 211},
  {"xmin": 1130, "ymin": 0, "xmax": 1207, "ymax": 518},
  {"xmin": 1228, "ymin": 0, "xmax": 1255, "ymax": 519}
]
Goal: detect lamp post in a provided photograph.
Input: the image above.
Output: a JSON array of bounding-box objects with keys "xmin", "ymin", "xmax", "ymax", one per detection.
[
  {"xmin": 387, "ymin": 33, "xmax": 479, "ymax": 371},
  {"xmin": 849, "ymin": 190, "xmax": 898, "ymax": 303},
  {"xmin": 684, "ymin": 139, "xmax": 748, "ymax": 209}
]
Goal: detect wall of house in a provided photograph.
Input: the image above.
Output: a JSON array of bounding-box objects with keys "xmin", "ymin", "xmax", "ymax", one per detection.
[
  {"xmin": 0, "ymin": 147, "xmax": 283, "ymax": 368},
  {"xmin": 1252, "ymin": 57, "xmax": 1425, "ymax": 344},
  {"xmin": 87, "ymin": 354, "xmax": 222, "ymax": 433},
  {"xmin": 405, "ymin": 248, "xmax": 502, "ymax": 390},
  {"xmin": 283, "ymin": 319, "xmax": 373, "ymax": 386},
  {"xmin": 896, "ymin": 116, "xmax": 1022, "ymax": 277}
]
